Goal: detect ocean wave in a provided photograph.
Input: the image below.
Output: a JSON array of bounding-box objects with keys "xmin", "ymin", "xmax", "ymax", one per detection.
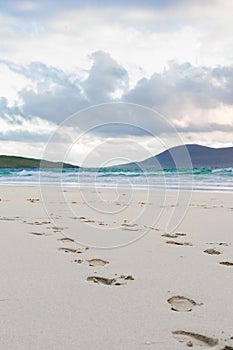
[
  {"xmin": 0, "ymin": 167, "xmax": 233, "ymax": 192},
  {"xmin": 211, "ymin": 167, "xmax": 233, "ymax": 173},
  {"xmin": 98, "ymin": 172, "xmax": 143, "ymax": 177}
]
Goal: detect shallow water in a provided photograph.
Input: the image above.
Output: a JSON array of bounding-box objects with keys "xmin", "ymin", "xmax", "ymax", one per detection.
[{"xmin": 0, "ymin": 167, "xmax": 233, "ymax": 192}]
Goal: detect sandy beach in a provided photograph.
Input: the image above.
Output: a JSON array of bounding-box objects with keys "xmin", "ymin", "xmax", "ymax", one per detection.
[{"xmin": 1, "ymin": 185, "xmax": 233, "ymax": 349}]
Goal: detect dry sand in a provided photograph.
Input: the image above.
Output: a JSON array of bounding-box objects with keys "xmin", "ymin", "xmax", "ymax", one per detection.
[{"xmin": 0, "ymin": 186, "xmax": 233, "ymax": 349}]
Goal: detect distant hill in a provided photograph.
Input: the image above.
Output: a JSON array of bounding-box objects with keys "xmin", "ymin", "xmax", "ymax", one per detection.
[
  {"xmin": 142, "ymin": 144, "xmax": 233, "ymax": 168},
  {"xmin": 0, "ymin": 155, "xmax": 78, "ymax": 168},
  {"xmin": 110, "ymin": 144, "xmax": 233, "ymax": 169},
  {"xmin": 1, "ymin": 144, "xmax": 233, "ymax": 169}
]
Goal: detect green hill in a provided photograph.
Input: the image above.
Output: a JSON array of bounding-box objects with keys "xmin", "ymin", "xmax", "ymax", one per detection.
[{"xmin": 0, "ymin": 155, "xmax": 78, "ymax": 168}]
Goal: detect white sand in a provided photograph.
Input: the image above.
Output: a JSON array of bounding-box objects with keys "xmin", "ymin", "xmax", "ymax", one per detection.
[{"xmin": 0, "ymin": 186, "xmax": 233, "ymax": 349}]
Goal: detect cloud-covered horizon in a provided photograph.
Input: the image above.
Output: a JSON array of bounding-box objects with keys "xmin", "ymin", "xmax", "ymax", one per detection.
[
  {"xmin": 0, "ymin": 0, "xmax": 232, "ymax": 163},
  {"xmin": 1, "ymin": 52, "xmax": 233, "ymax": 137}
]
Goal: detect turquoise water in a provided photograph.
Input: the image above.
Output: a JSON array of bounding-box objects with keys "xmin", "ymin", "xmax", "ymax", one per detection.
[{"xmin": 0, "ymin": 167, "xmax": 232, "ymax": 192}]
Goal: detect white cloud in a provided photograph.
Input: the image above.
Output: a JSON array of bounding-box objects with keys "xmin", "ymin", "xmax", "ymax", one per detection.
[
  {"xmin": 1, "ymin": 56, "xmax": 233, "ymax": 138},
  {"xmin": 0, "ymin": 1, "xmax": 233, "ymax": 162},
  {"xmin": 0, "ymin": 114, "xmax": 55, "ymax": 135},
  {"xmin": 0, "ymin": 141, "xmax": 46, "ymax": 159},
  {"xmin": 125, "ymin": 61, "xmax": 233, "ymax": 133},
  {"xmin": 44, "ymin": 133, "xmax": 167, "ymax": 167},
  {"xmin": 0, "ymin": 63, "xmax": 31, "ymax": 105},
  {"xmin": 82, "ymin": 51, "xmax": 128, "ymax": 103},
  {"xmin": 1, "ymin": 1, "xmax": 232, "ymax": 86}
]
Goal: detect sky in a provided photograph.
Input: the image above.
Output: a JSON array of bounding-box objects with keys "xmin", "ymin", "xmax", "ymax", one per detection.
[{"xmin": 0, "ymin": 0, "xmax": 233, "ymax": 166}]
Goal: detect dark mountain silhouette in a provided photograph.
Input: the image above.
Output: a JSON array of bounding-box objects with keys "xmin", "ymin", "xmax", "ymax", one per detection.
[{"xmin": 111, "ymin": 144, "xmax": 233, "ymax": 169}]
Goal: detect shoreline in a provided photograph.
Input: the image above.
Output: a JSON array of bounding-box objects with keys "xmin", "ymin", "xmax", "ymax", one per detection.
[{"xmin": 1, "ymin": 181, "xmax": 233, "ymax": 194}]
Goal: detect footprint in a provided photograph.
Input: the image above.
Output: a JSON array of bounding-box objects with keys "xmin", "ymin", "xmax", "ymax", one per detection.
[
  {"xmin": 58, "ymin": 247, "xmax": 87, "ymax": 254},
  {"xmin": 121, "ymin": 223, "xmax": 138, "ymax": 228},
  {"xmin": 219, "ymin": 261, "xmax": 233, "ymax": 266},
  {"xmin": 172, "ymin": 330, "xmax": 218, "ymax": 347},
  {"xmin": 162, "ymin": 234, "xmax": 178, "ymax": 238},
  {"xmin": 166, "ymin": 240, "xmax": 193, "ymax": 246},
  {"xmin": 149, "ymin": 226, "xmax": 160, "ymax": 231},
  {"xmin": 87, "ymin": 274, "xmax": 134, "ymax": 286},
  {"xmin": 59, "ymin": 247, "xmax": 78, "ymax": 253},
  {"xmin": 168, "ymin": 296, "xmax": 202, "ymax": 312},
  {"xmin": 162, "ymin": 233, "xmax": 187, "ymax": 238},
  {"xmin": 87, "ymin": 276, "xmax": 117, "ymax": 286},
  {"xmin": 74, "ymin": 259, "xmax": 83, "ymax": 264},
  {"xmin": 121, "ymin": 223, "xmax": 140, "ymax": 231},
  {"xmin": 204, "ymin": 249, "xmax": 221, "ymax": 255},
  {"xmin": 119, "ymin": 275, "xmax": 134, "ymax": 280},
  {"xmin": 121, "ymin": 227, "xmax": 140, "ymax": 231},
  {"xmin": 26, "ymin": 221, "xmax": 51, "ymax": 226},
  {"xmin": 30, "ymin": 232, "xmax": 47, "ymax": 236},
  {"xmin": 207, "ymin": 242, "xmax": 229, "ymax": 247},
  {"xmin": 87, "ymin": 258, "xmax": 109, "ymax": 267},
  {"xmin": 162, "ymin": 234, "xmax": 179, "ymax": 238},
  {"xmin": 50, "ymin": 226, "xmax": 65, "ymax": 232},
  {"xmin": 78, "ymin": 217, "xmax": 95, "ymax": 223},
  {"xmin": 58, "ymin": 237, "xmax": 74, "ymax": 242},
  {"xmin": 27, "ymin": 198, "xmax": 40, "ymax": 203},
  {"xmin": 0, "ymin": 217, "xmax": 18, "ymax": 221},
  {"xmin": 98, "ymin": 222, "xmax": 108, "ymax": 226}
]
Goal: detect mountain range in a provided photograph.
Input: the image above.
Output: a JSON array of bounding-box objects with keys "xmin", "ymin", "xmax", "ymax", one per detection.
[
  {"xmin": 0, "ymin": 144, "xmax": 233, "ymax": 169},
  {"xmin": 121, "ymin": 144, "xmax": 233, "ymax": 169}
]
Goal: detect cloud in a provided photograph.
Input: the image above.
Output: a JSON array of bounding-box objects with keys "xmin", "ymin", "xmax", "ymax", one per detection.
[
  {"xmin": 0, "ymin": 60, "xmax": 88, "ymax": 123},
  {"xmin": 1, "ymin": 53, "xmax": 233, "ymax": 144},
  {"xmin": 124, "ymin": 61, "xmax": 233, "ymax": 126},
  {"xmin": 0, "ymin": 52, "xmax": 129, "ymax": 123},
  {"xmin": 82, "ymin": 51, "xmax": 129, "ymax": 104},
  {"xmin": 1, "ymin": 0, "xmax": 232, "ymax": 78},
  {"xmin": 0, "ymin": 97, "xmax": 10, "ymax": 113},
  {"xmin": 0, "ymin": 112, "xmax": 56, "ymax": 142},
  {"xmin": 1, "ymin": 1, "xmax": 233, "ymax": 162},
  {"xmin": 19, "ymin": 83, "xmax": 86, "ymax": 123},
  {"xmin": 0, "ymin": 89, "xmax": 57, "ymax": 143}
]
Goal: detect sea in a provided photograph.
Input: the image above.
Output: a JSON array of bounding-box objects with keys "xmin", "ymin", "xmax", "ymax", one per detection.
[{"xmin": 0, "ymin": 167, "xmax": 233, "ymax": 192}]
